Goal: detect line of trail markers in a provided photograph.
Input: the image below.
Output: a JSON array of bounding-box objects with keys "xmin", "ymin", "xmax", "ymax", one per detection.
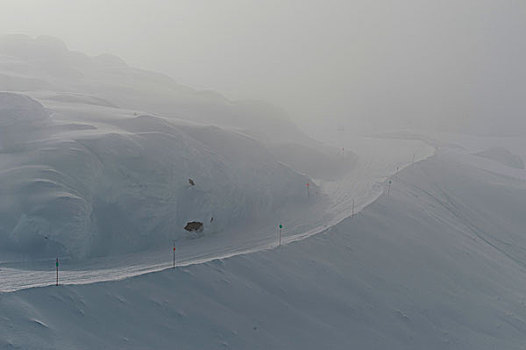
[{"xmin": 46, "ymin": 149, "xmax": 419, "ymax": 288}]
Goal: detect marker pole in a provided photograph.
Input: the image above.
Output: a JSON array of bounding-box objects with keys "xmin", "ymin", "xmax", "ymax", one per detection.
[
  {"xmin": 306, "ymin": 182, "xmax": 310, "ymax": 199},
  {"xmin": 278, "ymin": 224, "xmax": 283, "ymax": 246},
  {"xmin": 55, "ymin": 257, "xmax": 59, "ymax": 286},
  {"xmin": 172, "ymin": 241, "xmax": 176, "ymax": 269},
  {"xmin": 352, "ymin": 199, "xmax": 355, "ymax": 217},
  {"xmin": 387, "ymin": 180, "xmax": 392, "ymax": 198}
]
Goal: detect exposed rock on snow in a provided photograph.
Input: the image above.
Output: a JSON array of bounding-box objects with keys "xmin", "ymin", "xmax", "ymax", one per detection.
[{"xmin": 184, "ymin": 221, "xmax": 204, "ymax": 232}]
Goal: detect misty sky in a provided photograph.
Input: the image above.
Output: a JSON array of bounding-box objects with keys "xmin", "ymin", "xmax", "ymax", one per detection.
[{"xmin": 0, "ymin": 0, "xmax": 525, "ymax": 134}]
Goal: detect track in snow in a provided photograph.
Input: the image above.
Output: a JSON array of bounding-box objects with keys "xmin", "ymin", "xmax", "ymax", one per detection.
[{"xmin": 0, "ymin": 136, "xmax": 434, "ymax": 292}]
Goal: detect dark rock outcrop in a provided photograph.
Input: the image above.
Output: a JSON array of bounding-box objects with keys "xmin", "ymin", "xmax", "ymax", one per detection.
[{"xmin": 184, "ymin": 221, "xmax": 203, "ymax": 232}]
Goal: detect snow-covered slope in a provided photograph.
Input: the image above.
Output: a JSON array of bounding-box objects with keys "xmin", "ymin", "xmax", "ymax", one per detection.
[
  {"xmin": 0, "ymin": 34, "xmax": 321, "ymax": 148},
  {"xmin": 0, "ymin": 133, "xmax": 431, "ymax": 292},
  {"xmin": 2, "ymin": 150, "xmax": 526, "ymax": 349},
  {"xmin": 0, "ymin": 91, "xmax": 312, "ymax": 259},
  {"xmin": 0, "ymin": 35, "xmax": 358, "ymax": 260},
  {"xmin": 0, "ymin": 34, "xmax": 360, "ymax": 261},
  {"xmin": 475, "ymin": 147, "xmax": 524, "ymax": 170}
]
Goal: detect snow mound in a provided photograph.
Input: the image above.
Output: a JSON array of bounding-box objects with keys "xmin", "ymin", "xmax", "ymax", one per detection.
[{"xmin": 0, "ymin": 92, "xmax": 49, "ymax": 126}]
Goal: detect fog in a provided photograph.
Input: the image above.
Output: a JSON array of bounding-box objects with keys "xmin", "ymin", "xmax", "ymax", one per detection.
[
  {"xmin": 0, "ymin": 0, "xmax": 525, "ymax": 135},
  {"xmin": 4, "ymin": 3, "xmax": 526, "ymax": 348}
]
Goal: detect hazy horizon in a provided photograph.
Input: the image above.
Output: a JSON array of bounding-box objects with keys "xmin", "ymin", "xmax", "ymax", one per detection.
[{"xmin": 1, "ymin": 0, "xmax": 525, "ymax": 135}]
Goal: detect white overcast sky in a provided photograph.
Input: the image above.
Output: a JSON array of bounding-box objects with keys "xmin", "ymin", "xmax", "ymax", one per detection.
[{"xmin": 0, "ymin": 0, "xmax": 524, "ymax": 133}]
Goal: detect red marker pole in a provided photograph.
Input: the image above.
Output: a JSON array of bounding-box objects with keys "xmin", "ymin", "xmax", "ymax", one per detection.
[
  {"xmin": 55, "ymin": 257, "xmax": 59, "ymax": 286},
  {"xmin": 306, "ymin": 182, "xmax": 310, "ymax": 199},
  {"xmin": 172, "ymin": 241, "xmax": 176, "ymax": 269}
]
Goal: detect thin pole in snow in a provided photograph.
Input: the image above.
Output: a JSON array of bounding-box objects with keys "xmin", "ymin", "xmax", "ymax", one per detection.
[
  {"xmin": 278, "ymin": 224, "xmax": 283, "ymax": 246},
  {"xmin": 352, "ymin": 199, "xmax": 355, "ymax": 217},
  {"xmin": 387, "ymin": 179, "xmax": 392, "ymax": 198},
  {"xmin": 306, "ymin": 182, "xmax": 310, "ymax": 199},
  {"xmin": 172, "ymin": 241, "xmax": 176, "ymax": 269},
  {"xmin": 55, "ymin": 257, "xmax": 59, "ymax": 286}
]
